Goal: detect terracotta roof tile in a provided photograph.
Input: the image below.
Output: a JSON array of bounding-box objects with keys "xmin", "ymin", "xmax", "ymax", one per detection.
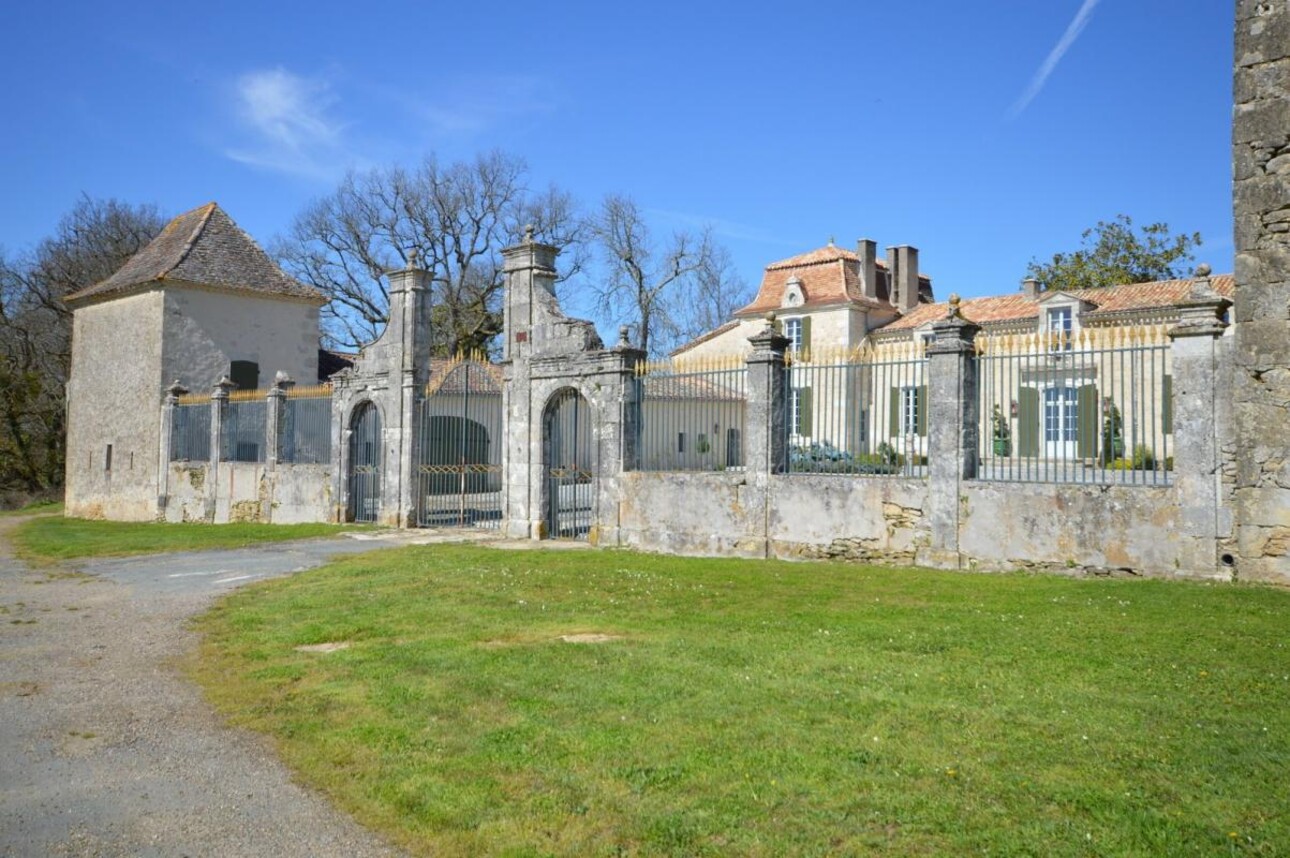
[
  {"xmin": 736, "ymin": 242, "xmax": 931, "ymax": 317},
  {"xmin": 878, "ymin": 275, "xmax": 1235, "ymax": 331},
  {"xmin": 65, "ymin": 203, "xmax": 325, "ymax": 306}
]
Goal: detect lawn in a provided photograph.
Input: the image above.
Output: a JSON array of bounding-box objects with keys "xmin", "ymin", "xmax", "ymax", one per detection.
[
  {"xmin": 0, "ymin": 499, "xmax": 63, "ymax": 517},
  {"xmin": 12, "ymin": 516, "xmax": 358, "ymax": 560},
  {"xmin": 190, "ymin": 545, "xmax": 1290, "ymax": 856}
]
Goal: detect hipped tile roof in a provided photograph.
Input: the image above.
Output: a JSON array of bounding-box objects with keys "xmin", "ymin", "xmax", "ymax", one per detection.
[
  {"xmin": 878, "ymin": 275, "xmax": 1235, "ymax": 331},
  {"xmin": 735, "ymin": 243, "xmax": 932, "ymax": 317},
  {"xmin": 65, "ymin": 202, "xmax": 325, "ymax": 306}
]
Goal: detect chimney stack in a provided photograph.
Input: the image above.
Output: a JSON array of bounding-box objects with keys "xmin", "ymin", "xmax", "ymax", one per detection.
[
  {"xmin": 857, "ymin": 239, "xmax": 878, "ymax": 300},
  {"xmin": 1021, "ymin": 277, "xmax": 1041, "ymax": 299},
  {"xmin": 896, "ymin": 245, "xmax": 920, "ymax": 313}
]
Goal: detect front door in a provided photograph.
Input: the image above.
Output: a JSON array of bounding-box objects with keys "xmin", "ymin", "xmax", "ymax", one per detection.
[
  {"xmin": 347, "ymin": 402, "xmax": 382, "ymax": 523},
  {"xmin": 1043, "ymin": 385, "xmax": 1078, "ymax": 460},
  {"xmin": 544, "ymin": 388, "xmax": 593, "ymax": 539}
]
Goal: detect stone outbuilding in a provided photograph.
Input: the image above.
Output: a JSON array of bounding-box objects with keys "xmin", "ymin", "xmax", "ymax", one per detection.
[{"xmin": 62, "ymin": 202, "xmax": 326, "ymax": 520}]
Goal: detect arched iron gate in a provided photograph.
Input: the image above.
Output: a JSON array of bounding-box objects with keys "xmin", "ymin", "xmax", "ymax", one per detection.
[
  {"xmin": 544, "ymin": 388, "xmax": 594, "ymax": 539},
  {"xmin": 347, "ymin": 401, "xmax": 382, "ymax": 523},
  {"xmin": 416, "ymin": 358, "xmax": 503, "ymax": 528}
]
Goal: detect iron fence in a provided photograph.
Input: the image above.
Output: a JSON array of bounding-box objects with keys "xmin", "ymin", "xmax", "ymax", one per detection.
[
  {"xmin": 221, "ymin": 391, "xmax": 267, "ymax": 463},
  {"xmin": 170, "ymin": 399, "xmax": 210, "ymax": 462},
  {"xmin": 785, "ymin": 343, "xmax": 929, "ymax": 477},
  {"xmin": 975, "ymin": 327, "xmax": 1173, "ymax": 485},
  {"xmin": 633, "ymin": 356, "xmax": 747, "ymax": 472},
  {"xmin": 280, "ymin": 386, "xmax": 333, "ymax": 465}
]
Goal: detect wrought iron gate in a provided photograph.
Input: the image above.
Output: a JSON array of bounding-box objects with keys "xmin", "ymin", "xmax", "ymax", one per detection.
[
  {"xmin": 416, "ymin": 357, "xmax": 503, "ymax": 528},
  {"xmin": 347, "ymin": 401, "xmax": 382, "ymax": 523},
  {"xmin": 544, "ymin": 388, "xmax": 594, "ymax": 539}
]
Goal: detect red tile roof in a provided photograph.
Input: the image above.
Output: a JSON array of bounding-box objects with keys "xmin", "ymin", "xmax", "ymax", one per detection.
[
  {"xmin": 878, "ymin": 275, "xmax": 1235, "ymax": 331},
  {"xmin": 735, "ymin": 242, "xmax": 932, "ymax": 317}
]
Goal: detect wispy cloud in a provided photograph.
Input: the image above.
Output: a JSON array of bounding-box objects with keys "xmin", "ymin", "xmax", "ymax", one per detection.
[
  {"xmin": 225, "ymin": 68, "xmax": 357, "ymax": 179},
  {"xmin": 1008, "ymin": 0, "xmax": 1102, "ymax": 119},
  {"xmin": 400, "ymin": 74, "xmax": 556, "ymax": 137},
  {"xmin": 647, "ymin": 208, "xmax": 800, "ymax": 247}
]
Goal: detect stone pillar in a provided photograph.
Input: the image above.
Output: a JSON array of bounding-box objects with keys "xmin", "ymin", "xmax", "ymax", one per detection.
[
  {"xmin": 590, "ymin": 329, "xmax": 646, "ymax": 546},
  {"xmin": 918, "ymin": 296, "xmax": 980, "ymax": 569},
  {"xmin": 157, "ymin": 380, "xmax": 186, "ymax": 514},
  {"xmin": 266, "ymin": 371, "xmax": 293, "ymax": 469},
  {"xmin": 207, "ymin": 376, "xmax": 234, "ymax": 522},
  {"xmin": 745, "ymin": 313, "xmax": 790, "ymax": 478},
  {"xmin": 387, "ymin": 253, "xmax": 433, "ymax": 527},
  {"xmin": 1231, "ymin": 1, "xmax": 1290, "ymax": 583},
  {"xmin": 1168, "ymin": 270, "xmax": 1233, "ymax": 577}
]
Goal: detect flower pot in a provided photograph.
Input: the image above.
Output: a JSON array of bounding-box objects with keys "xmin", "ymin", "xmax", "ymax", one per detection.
[{"xmin": 993, "ymin": 438, "xmax": 1011, "ymax": 457}]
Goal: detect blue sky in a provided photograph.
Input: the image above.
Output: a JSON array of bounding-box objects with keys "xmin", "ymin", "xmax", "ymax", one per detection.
[{"xmin": 2, "ymin": 0, "xmax": 1233, "ymax": 309}]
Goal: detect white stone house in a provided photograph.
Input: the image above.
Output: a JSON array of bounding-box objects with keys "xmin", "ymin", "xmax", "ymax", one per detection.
[{"xmin": 63, "ymin": 202, "xmax": 327, "ymax": 520}]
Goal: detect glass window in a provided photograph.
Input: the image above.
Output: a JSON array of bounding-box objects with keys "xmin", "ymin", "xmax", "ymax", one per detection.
[
  {"xmin": 1046, "ymin": 307, "xmax": 1073, "ymax": 351},
  {"xmin": 791, "ymin": 388, "xmax": 804, "ymax": 435},
  {"xmin": 901, "ymin": 387, "xmax": 920, "ymax": 435},
  {"xmin": 784, "ymin": 318, "xmax": 803, "ymax": 353}
]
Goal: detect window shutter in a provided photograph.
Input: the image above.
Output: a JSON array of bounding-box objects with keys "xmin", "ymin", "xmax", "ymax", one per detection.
[
  {"xmin": 889, "ymin": 388, "xmax": 900, "ymax": 436},
  {"xmin": 916, "ymin": 386, "xmax": 928, "ymax": 437},
  {"xmin": 1077, "ymin": 385, "xmax": 1099, "ymax": 459},
  {"xmin": 1017, "ymin": 388, "xmax": 1040, "ymax": 456},
  {"xmin": 801, "ymin": 316, "xmax": 812, "ymax": 355},
  {"xmin": 1162, "ymin": 374, "xmax": 1173, "ymax": 435},
  {"xmin": 800, "ymin": 387, "xmax": 813, "ymax": 436}
]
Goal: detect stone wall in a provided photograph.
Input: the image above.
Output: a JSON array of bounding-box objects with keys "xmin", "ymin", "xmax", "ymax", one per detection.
[
  {"xmin": 1231, "ymin": 1, "xmax": 1290, "ymax": 583},
  {"xmin": 163, "ymin": 462, "xmax": 333, "ymax": 524},
  {"xmin": 65, "ymin": 291, "xmax": 165, "ymax": 520}
]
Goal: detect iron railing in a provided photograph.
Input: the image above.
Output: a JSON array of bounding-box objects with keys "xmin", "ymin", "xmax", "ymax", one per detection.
[
  {"xmin": 785, "ymin": 343, "xmax": 929, "ymax": 477},
  {"xmin": 170, "ymin": 399, "xmax": 210, "ymax": 462},
  {"xmin": 975, "ymin": 327, "xmax": 1173, "ymax": 485},
  {"xmin": 221, "ymin": 391, "xmax": 267, "ymax": 463},
  {"xmin": 280, "ymin": 386, "xmax": 332, "ymax": 465},
  {"xmin": 633, "ymin": 356, "xmax": 747, "ymax": 472}
]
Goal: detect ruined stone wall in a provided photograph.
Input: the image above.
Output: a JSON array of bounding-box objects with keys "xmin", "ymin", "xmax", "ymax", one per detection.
[{"xmin": 1231, "ymin": 1, "xmax": 1290, "ymax": 583}]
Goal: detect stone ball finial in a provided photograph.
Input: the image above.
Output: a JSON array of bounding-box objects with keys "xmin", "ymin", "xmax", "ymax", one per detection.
[
  {"xmin": 947, "ymin": 293, "xmax": 962, "ymax": 319},
  {"xmin": 618, "ymin": 325, "xmax": 631, "ymax": 344},
  {"xmin": 406, "ymin": 247, "xmax": 419, "ymax": 269},
  {"xmin": 764, "ymin": 310, "xmax": 777, "ymax": 324},
  {"xmin": 1194, "ymin": 262, "xmax": 1212, "ymax": 278},
  {"xmin": 523, "ymin": 223, "xmax": 536, "ymax": 244}
]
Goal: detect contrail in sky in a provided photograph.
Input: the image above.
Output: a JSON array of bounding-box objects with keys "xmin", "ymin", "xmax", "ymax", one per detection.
[{"xmin": 1008, "ymin": 0, "xmax": 1102, "ymax": 119}]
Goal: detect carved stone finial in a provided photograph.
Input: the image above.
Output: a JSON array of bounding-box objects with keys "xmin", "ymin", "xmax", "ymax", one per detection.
[
  {"xmin": 523, "ymin": 224, "xmax": 536, "ymax": 244},
  {"xmin": 618, "ymin": 325, "xmax": 631, "ymax": 346},
  {"xmin": 166, "ymin": 379, "xmax": 188, "ymax": 398},
  {"xmin": 764, "ymin": 310, "xmax": 777, "ymax": 327},
  {"xmin": 406, "ymin": 247, "xmax": 419, "ymax": 269},
  {"xmin": 947, "ymin": 293, "xmax": 962, "ymax": 319},
  {"xmin": 1194, "ymin": 262, "xmax": 1212, "ymax": 278}
]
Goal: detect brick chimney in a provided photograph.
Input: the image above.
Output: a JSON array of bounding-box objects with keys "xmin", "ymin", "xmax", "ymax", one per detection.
[
  {"xmin": 893, "ymin": 245, "xmax": 920, "ymax": 313},
  {"xmin": 857, "ymin": 238, "xmax": 878, "ymax": 300}
]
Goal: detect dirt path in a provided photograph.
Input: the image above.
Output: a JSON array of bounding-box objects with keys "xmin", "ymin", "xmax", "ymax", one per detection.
[{"xmin": 0, "ymin": 516, "xmax": 419, "ymax": 857}]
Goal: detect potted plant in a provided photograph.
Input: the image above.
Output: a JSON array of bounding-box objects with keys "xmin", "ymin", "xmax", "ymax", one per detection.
[{"xmin": 991, "ymin": 404, "xmax": 1011, "ymax": 456}]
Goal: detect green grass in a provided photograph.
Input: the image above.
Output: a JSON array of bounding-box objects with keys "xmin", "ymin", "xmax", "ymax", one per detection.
[
  {"xmin": 190, "ymin": 546, "xmax": 1290, "ymax": 856},
  {"xmin": 12, "ymin": 516, "xmax": 359, "ymax": 560},
  {"xmin": 0, "ymin": 499, "xmax": 64, "ymax": 517}
]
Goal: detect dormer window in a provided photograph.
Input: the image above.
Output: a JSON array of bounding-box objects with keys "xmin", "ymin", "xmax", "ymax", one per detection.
[
  {"xmin": 782, "ymin": 276, "xmax": 805, "ymax": 309},
  {"xmin": 1046, "ymin": 307, "xmax": 1073, "ymax": 351}
]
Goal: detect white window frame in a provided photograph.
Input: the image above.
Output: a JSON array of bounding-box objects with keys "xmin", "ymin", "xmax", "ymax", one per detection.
[
  {"xmin": 791, "ymin": 387, "xmax": 805, "ymax": 436},
  {"xmin": 784, "ymin": 318, "xmax": 803, "ymax": 353},
  {"xmin": 900, "ymin": 386, "xmax": 920, "ymax": 436},
  {"xmin": 1046, "ymin": 306, "xmax": 1074, "ymax": 351}
]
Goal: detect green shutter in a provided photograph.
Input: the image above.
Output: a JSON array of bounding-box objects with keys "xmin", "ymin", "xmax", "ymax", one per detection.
[
  {"xmin": 916, "ymin": 386, "xmax": 928, "ymax": 437},
  {"xmin": 889, "ymin": 388, "xmax": 900, "ymax": 436},
  {"xmin": 1017, "ymin": 388, "xmax": 1040, "ymax": 456},
  {"xmin": 800, "ymin": 387, "xmax": 813, "ymax": 436},
  {"xmin": 801, "ymin": 316, "xmax": 812, "ymax": 355},
  {"xmin": 1077, "ymin": 385, "xmax": 1099, "ymax": 459},
  {"xmin": 1162, "ymin": 374, "xmax": 1173, "ymax": 435}
]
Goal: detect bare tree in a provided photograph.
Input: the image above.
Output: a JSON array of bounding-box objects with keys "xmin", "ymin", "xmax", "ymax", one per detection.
[
  {"xmin": 274, "ymin": 151, "xmax": 584, "ymax": 354},
  {"xmin": 587, "ymin": 194, "xmax": 747, "ymax": 356},
  {"xmin": 0, "ymin": 197, "xmax": 165, "ymax": 498}
]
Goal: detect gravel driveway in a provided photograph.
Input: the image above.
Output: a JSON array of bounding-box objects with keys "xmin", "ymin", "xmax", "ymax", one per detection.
[{"xmin": 0, "ymin": 519, "xmax": 492, "ymax": 857}]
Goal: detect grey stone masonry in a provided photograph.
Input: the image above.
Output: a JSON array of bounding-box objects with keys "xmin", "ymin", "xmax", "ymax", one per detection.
[
  {"xmin": 918, "ymin": 296, "xmax": 980, "ymax": 570},
  {"xmin": 1169, "ymin": 271, "xmax": 1233, "ymax": 577},
  {"xmin": 328, "ymin": 256, "xmax": 433, "ymax": 525},
  {"xmin": 265, "ymin": 372, "xmax": 294, "ymax": 468},
  {"xmin": 156, "ymin": 380, "xmax": 187, "ymax": 512},
  {"xmin": 745, "ymin": 315, "xmax": 790, "ymax": 478},
  {"xmin": 207, "ymin": 376, "xmax": 234, "ymax": 521},
  {"xmin": 1232, "ymin": 0, "xmax": 1290, "ymax": 583}
]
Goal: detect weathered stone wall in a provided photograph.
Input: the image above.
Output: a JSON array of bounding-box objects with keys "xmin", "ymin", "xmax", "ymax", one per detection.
[
  {"xmin": 1231, "ymin": 1, "xmax": 1290, "ymax": 583},
  {"xmin": 618, "ymin": 472, "xmax": 766, "ymax": 557},
  {"xmin": 163, "ymin": 462, "xmax": 333, "ymax": 524},
  {"xmin": 767, "ymin": 476, "xmax": 929, "ymax": 564},
  {"xmin": 65, "ymin": 291, "xmax": 165, "ymax": 520},
  {"xmin": 162, "ymin": 285, "xmax": 320, "ymax": 392}
]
